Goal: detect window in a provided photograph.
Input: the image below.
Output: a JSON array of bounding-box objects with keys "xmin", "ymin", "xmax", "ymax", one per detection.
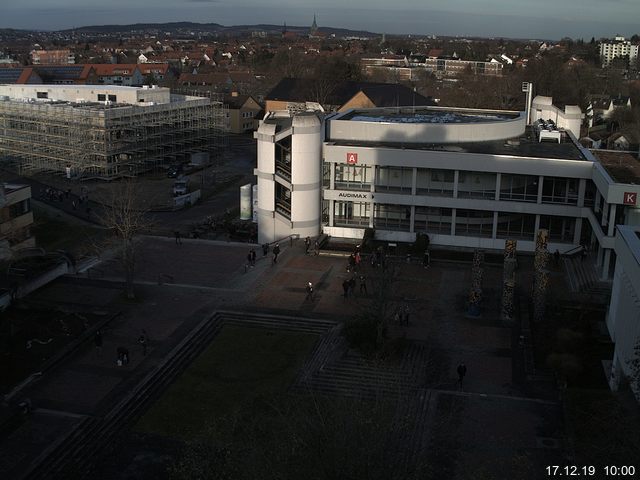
[
  {"xmin": 541, "ymin": 177, "xmax": 578, "ymax": 205},
  {"xmin": 36, "ymin": 91, "xmax": 48, "ymax": 99},
  {"xmin": 416, "ymin": 168, "xmax": 454, "ymax": 197},
  {"xmin": 496, "ymin": 213, "xmax": 536, "ymax": 240},
  {"xmin": 457, "ymin": 171, "xmax": 496, "ymax": 199},
  {"xmin": 414, "ymin": 206, "xmax": 452, "ymax": 234},
  {"xmin": 108, "ymin": 94, "xmax": 117, "ymax": 102},
  {"xmin": 374, "ymin": 204, "xmax": 411, "ymax": 231},
  {"xmin": 334, "ymin": 201, "xmax": 370, "ymax": 227},
  {"xmin": 455, "ymin": 209, "xmax": 494, "ymax": 237},
  {"xmin": 539, "ymin": 215, "xmax": 575, "ymax": 243},
  {"xmin": 375, "ymin": 166, "xmax": 412, "ymax": 193},
  {"xmin": 97, "ymin": 94, "xmax": 106, "ymax": 101},
  {"xmin": 335, "ymin": 164, "xmax": 372, "ymax": 191},
  {"xmin": 499, "ymin": 174, "xmax": 538, "ymax": 203}
]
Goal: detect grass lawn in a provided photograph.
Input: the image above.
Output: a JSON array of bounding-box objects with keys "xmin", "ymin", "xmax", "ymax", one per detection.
[
  {"xmin": 135, "ymin": 325, "xmax": 319, "ymax": 438},
  {"xmin": 31, "ymin": 205, "xmax": 108, "ymax": 255}
]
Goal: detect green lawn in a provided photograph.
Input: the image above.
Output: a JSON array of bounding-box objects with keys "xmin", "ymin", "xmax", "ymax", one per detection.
[
  {"xmin": 31, "ymin": 205, "xmax": 107, "ymax": 255},
  {"xmin": 135, "ymin": 325, "xmax": 319, "ymax": 438}
]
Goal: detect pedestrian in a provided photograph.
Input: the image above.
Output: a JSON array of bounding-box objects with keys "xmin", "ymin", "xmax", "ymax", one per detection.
[
  {"xmin": 394, "ymin": 310, "xmax": 400, "ymax": 325},
  {"xmin": 314, "ymin": 240, "xmax": 320, "ymax": 256},
  {"xmin": 94, "ymin": 330, "xmax": 103, "ymax": 357},
  {"xmin": 457, "ymin": 362, "xmax": 467, "ymax": 389},
  {"xmin": 117, "ymin": 346, "xmax": 129, "ymax": 366},
  {"xmin": 355, "ymin": 251, "xmax": 361, "ymax": 268},
  {"xmin": 359, "ymin": 274, "xmax": 367, "ymax": 295},
  {"xmin": 342, "ymin": 279, "xmax": 349, "ymax": 299},
  {"xmin": 554, "ymin": 249, "xmax": 560, "ymax": 267},
  {"xmin": 423, "ymin": 249, "xmax": 431, "ymax": 268},
  {"xmin": 305, "ymin": 281, "xmax": 314, "ymax": 301},
  {"xmin": 247, "ymin": 250, "xmax": 253, "ymax": 268},
  {"xmin": 66, "ymin": 188, "xmax": 71, "ymax": 199},
  {"xmin": 273, "ymin": 243, "xmax": 280, "ymax": 264},
  {"xmin": 72, "ymin": 200, "xmax": 77, "ymax": 210},
  {"xmin": 348, "ymin": 276, "xmax": 356, "ymax": 296},
  {"xmin": 403, "ymin": 304, "xmax": 410, "ymax": 326},
  {"xmin": 175, "ymin": 230, "xmax": 182, "ymax": 245},
  {"xmin": 262, "ymin": 243, "xmax": 269, "ymax": 256},
  {"xmin": 250, "ymin": 249, "xmax": 256, "ymax": 266},
  {"xmin": 138, "ymin": 330, "xmax": 148, "ymax": 356},
  {"xmin": 304, "ymin": 236, "xmax": 311, "ymax": 254}
]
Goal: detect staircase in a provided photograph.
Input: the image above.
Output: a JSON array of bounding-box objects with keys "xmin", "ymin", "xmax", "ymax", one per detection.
[{"xmin": 563, "ymin": 256, "xmax": 611, "ymax": 302}]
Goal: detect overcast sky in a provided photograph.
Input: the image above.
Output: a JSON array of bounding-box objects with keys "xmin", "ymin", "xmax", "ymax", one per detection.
[{"xmin": 3, "ymin": 0, "xmax": 639, "ymax": 40}]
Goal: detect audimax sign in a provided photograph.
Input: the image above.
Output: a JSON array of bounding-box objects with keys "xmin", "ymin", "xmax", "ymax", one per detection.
[{"xmin": 337, "ymin": 192, "xmax": 370, "ymax": 200}]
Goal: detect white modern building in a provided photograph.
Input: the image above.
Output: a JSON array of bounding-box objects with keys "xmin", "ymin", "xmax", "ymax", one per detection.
[
  {"xmin": 599, "ymin": 36, "xmax": 639, "ymax": 67},
  {"xmin": 607, "ymin": 224, "xmax": 640, "ymax": 398},
  {"xmin": 255, "ymin": 98, "xmax": 640, "ymax": 282}
]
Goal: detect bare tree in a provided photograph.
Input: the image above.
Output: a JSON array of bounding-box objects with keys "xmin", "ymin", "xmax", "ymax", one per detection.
[{"xmin": 95, "ymin": 180, "xmax": 153, "ymax": 299}]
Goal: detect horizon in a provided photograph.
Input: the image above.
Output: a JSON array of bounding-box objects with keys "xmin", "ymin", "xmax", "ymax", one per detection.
[{"xmin": 2, "ymin": 1, "xmax": 639, "ymax": 41}]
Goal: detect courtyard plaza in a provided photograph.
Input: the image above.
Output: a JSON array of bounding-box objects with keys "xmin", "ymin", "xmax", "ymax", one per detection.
[{"xmin": 0, "ymin": 235, "xmax": 566, "ymax": 479}]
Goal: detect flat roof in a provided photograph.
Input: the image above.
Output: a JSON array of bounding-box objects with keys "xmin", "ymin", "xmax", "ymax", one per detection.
[
  {"xmin": 592, "ymin": 150, "xmax": 640, "ymax": 184},
  {"xmin": 328, "ymin": 126, "xmax": 587, "ymax": 161},
  {"xmin": 341, "ymin": 108, "xmax": 519, "ymax": 124},
  {"xmin": 0, "ymin": 84, "xmax": 164, "ymax": 92}
]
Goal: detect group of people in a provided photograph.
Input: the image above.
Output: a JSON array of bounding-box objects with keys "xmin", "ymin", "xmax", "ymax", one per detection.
[
  {"xmin": 304, "ymin": 236, "xmax": 320, "ymax": 256},
  {"xmin": 393, "ymin": 304, "xmax": 411, "ymax": 326},
  {"xmin": 342, "ymin": 274, "xmax": 367, "ymax": 299},
  {"xmin": 246, "ymin": 248, "xmax": 257, "ymax": 268},
  {"xmin": 94, "ymin": 328, "xmax": 149, "ymax": 366},
  {"xmin": 41, "ymin": 186, "xmax": 92, "ymax": 216}
]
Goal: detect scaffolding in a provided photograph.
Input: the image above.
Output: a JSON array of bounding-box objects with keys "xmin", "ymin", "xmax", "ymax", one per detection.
[{"xmin": 0, "ymin": 94, "xmax": 228, "ymax": 181}]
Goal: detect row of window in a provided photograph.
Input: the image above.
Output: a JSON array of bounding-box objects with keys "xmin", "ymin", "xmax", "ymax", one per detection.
[
  {"xmin": 330, "ymin": 201, "xmax": 576, "ymax": 242},
  {"xmin": 330, "ymin": 164, "xmax": 582, "ymax": 205}
]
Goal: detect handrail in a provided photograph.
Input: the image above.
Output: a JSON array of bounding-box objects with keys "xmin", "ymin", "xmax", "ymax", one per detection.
[{"xmin": 562, "ymin": 245, "xmax": 584, "ymax": 257}]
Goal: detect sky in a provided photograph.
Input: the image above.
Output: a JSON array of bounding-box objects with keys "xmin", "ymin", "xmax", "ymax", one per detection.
[{"xmin": 2, "ymin": 0, "xmax": 639, "ymax": 40}]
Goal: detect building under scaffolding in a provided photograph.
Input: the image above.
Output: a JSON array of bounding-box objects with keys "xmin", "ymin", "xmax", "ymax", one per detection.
[{"xmin": 0, "ymin": 84, "xmax": 227, "ymax": 180}]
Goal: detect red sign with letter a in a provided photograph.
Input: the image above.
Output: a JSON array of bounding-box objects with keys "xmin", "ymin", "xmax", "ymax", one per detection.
[
  {"xmin": 623, "ymin": 192, "xmax": 637, "ymax": 205},
  {"xmin": 346, "ymin": 152, "xmax": 358, "ymax": 165}
]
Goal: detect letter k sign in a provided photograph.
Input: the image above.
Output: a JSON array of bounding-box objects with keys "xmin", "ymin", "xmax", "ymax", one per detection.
[{"xmin": 624, "ymin": 192, "xmax": 637, "ymax": 205}]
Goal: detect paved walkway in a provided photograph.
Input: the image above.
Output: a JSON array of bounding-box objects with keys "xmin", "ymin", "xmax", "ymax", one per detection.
[{"xmin": 0, "ymin": 236, "xmax": 563, "ymax": 478}]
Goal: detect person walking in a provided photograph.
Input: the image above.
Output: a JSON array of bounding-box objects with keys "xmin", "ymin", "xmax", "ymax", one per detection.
[
  {"xmin": 94, "ymin": 330, "xmax": 103, "ymax": 357},
  {"xmin": 305, "ymin": 282, "xmax": 314, "ymax": 301},
  {"xmin": 314, "ymin": 240, "xmax": 320, "ymax": 256},
  {"xmin": 342, "ymin": 279, "xmax": 350, "ymax": 299},
  {"xmin": 304, "ymin": 236, "xmax": 311, "ymax": 254},
  {"xmin": 262, "ymin": 243, "xmax": 269, "ymax": 256},
  {"xmin": 359, "ymin": 274, "xmax": 367, "ymax": 295},
  {"xmin": 250, "ymin": 249, "xmax": 256, "ymax": 266},
  {"xmin": 138, "ymin": 330, "xmax": 148, "ymax": 356},
  {"xmin": 457, "ymin": 362, "xmax": 467, "ymax": 389},
  {"xmin": 272, "ymin": 243, "xmax": 280, "ymax": 264},
  {"xmin": 423, "ymin": 249, "xmax": 431, "ymax": 268},
  {"xmin": 247, "ymin": 250, "xmax": 253, "ymax": 269},
  {"xmin": 174, "ymin": 230, "xmax": 182, "ymax": 245}
]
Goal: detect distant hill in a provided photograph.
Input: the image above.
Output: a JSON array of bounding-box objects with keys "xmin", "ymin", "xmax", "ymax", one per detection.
[{"xmin": 60, "ymin": 21, "xmax": 378, "ymax": 38}]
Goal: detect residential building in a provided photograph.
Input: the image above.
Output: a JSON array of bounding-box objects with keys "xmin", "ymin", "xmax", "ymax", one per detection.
[
  {"xmin": 587, "ymin": 94, "xmax": 632, "ymax": 127},
  {"xmin": 0, "ymin": 183, "xmax": 34, "ymax": 260},
  {"xmin": 599, "ymin": 36, "xmax": 639, "ymax": 67},
  {"xmin": 0, "ymin": 84, "xmax": 226, "ymax": 180},
  {"xmin": 223, "ymin": 92, "xmax": 262, "ymax": 134},
  {"xmin": 30, "ymin": 49, "xmax": 75, "ymax": 65},
  {"xmin": 255, "ymin": 98, "xmax": 640, "ymax": 288},
  {"xmin": 264, "ymin": 78, "xmax": 434, "ymax": 113}
]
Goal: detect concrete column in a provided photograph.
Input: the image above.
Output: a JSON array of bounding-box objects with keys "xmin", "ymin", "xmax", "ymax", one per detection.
[
  {"xmin": 602, "ymin": 249, "xmax": 612, "ymax": 281},
  {"xmin": 450, "ymin": 209, "xmax": 456, "ymax": 236},
  {"xmin": 492, "ymin": 211, "xmax": 498, "ymax": 239},
  {"xmin": 330, "ymin": 163, "xmax": 335, "ymax": 190},
  {"xmin": 411, "ymin": 167, "xmax": 417, "ymax": 195},
  {"xmin": 329, "ymin": 200, "xmax": 334, "ymax": 227},
  {"xmin": 574, "ymin": 218, "xmax": 583, "ymax": 245},
  {"xmin": 594, "ymin": 190, "xmax": 601, "ymax": 213},
  {"xmin": 601, "ymin": 201, "xmax": 608, "ymax": 227},
  {"xmin": 577, "ymin": 179, "xmax": 586, "ymax": 207},
  {"xmin": 410, "ymin": 205, "xmax": 416, "ymax": 233},
  {"xmin": 453, "ymin": 170, "xmax": 459, "ymax": 198},
  {"xmin": 495, "ymin": 173, "xmax": 501, "ymax": 201},
  {"xmin": 537, "ymin": 175, "xmax": 544, "ymax": 204},
  {"xmin": 608, "ymin": 204, "xmax": 617, "ymax": 236}
]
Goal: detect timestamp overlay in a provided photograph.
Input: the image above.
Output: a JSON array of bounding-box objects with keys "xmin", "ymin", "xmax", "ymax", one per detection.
[{"xmin": 546, "ymin": 465, "xmax": 637, "ymax": 477}]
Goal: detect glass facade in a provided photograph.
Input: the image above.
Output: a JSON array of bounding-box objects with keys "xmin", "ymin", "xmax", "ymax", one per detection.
[
  {"xmin": 374, "ymin": 204, "xmax": 411, "ymax": 231},
  {"xmin": 499, "ymin": 174, "xmax": 538, "ymax": 203},
  {"xmin": 496, "ymin": 213, "xmax": 536, "ymax": 240},
  {"xmin": 416, "ymin": 168, "xmax": 454, "ymax": 196},
  {"xmin": 335, "ymin": 163, "xmax": 372, "ymax": 191},
  {"xmin": 455, "ymin": 209, "xmax": 494, "ymax": 237},
  {"xmin": 375, "ymin": 166, "xmax": 412, "ymax": 193},
  {"xmin": 334, "ymin": 201, "xmax": 370, "ymax": 227},
  {"xmin": 541, "ymin": 177, "xmax": 578, "ymax": 205},
  {"xmin": 414, "ymin": 206, "xmax": 452, "ymax": 234},
  {"xmin": 539, "ymin": 215, "xmax": 576, "ymax": 243},
  {"xmin": 457, "ymin": 171, "xmax": 497, "ymax": 199}
]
